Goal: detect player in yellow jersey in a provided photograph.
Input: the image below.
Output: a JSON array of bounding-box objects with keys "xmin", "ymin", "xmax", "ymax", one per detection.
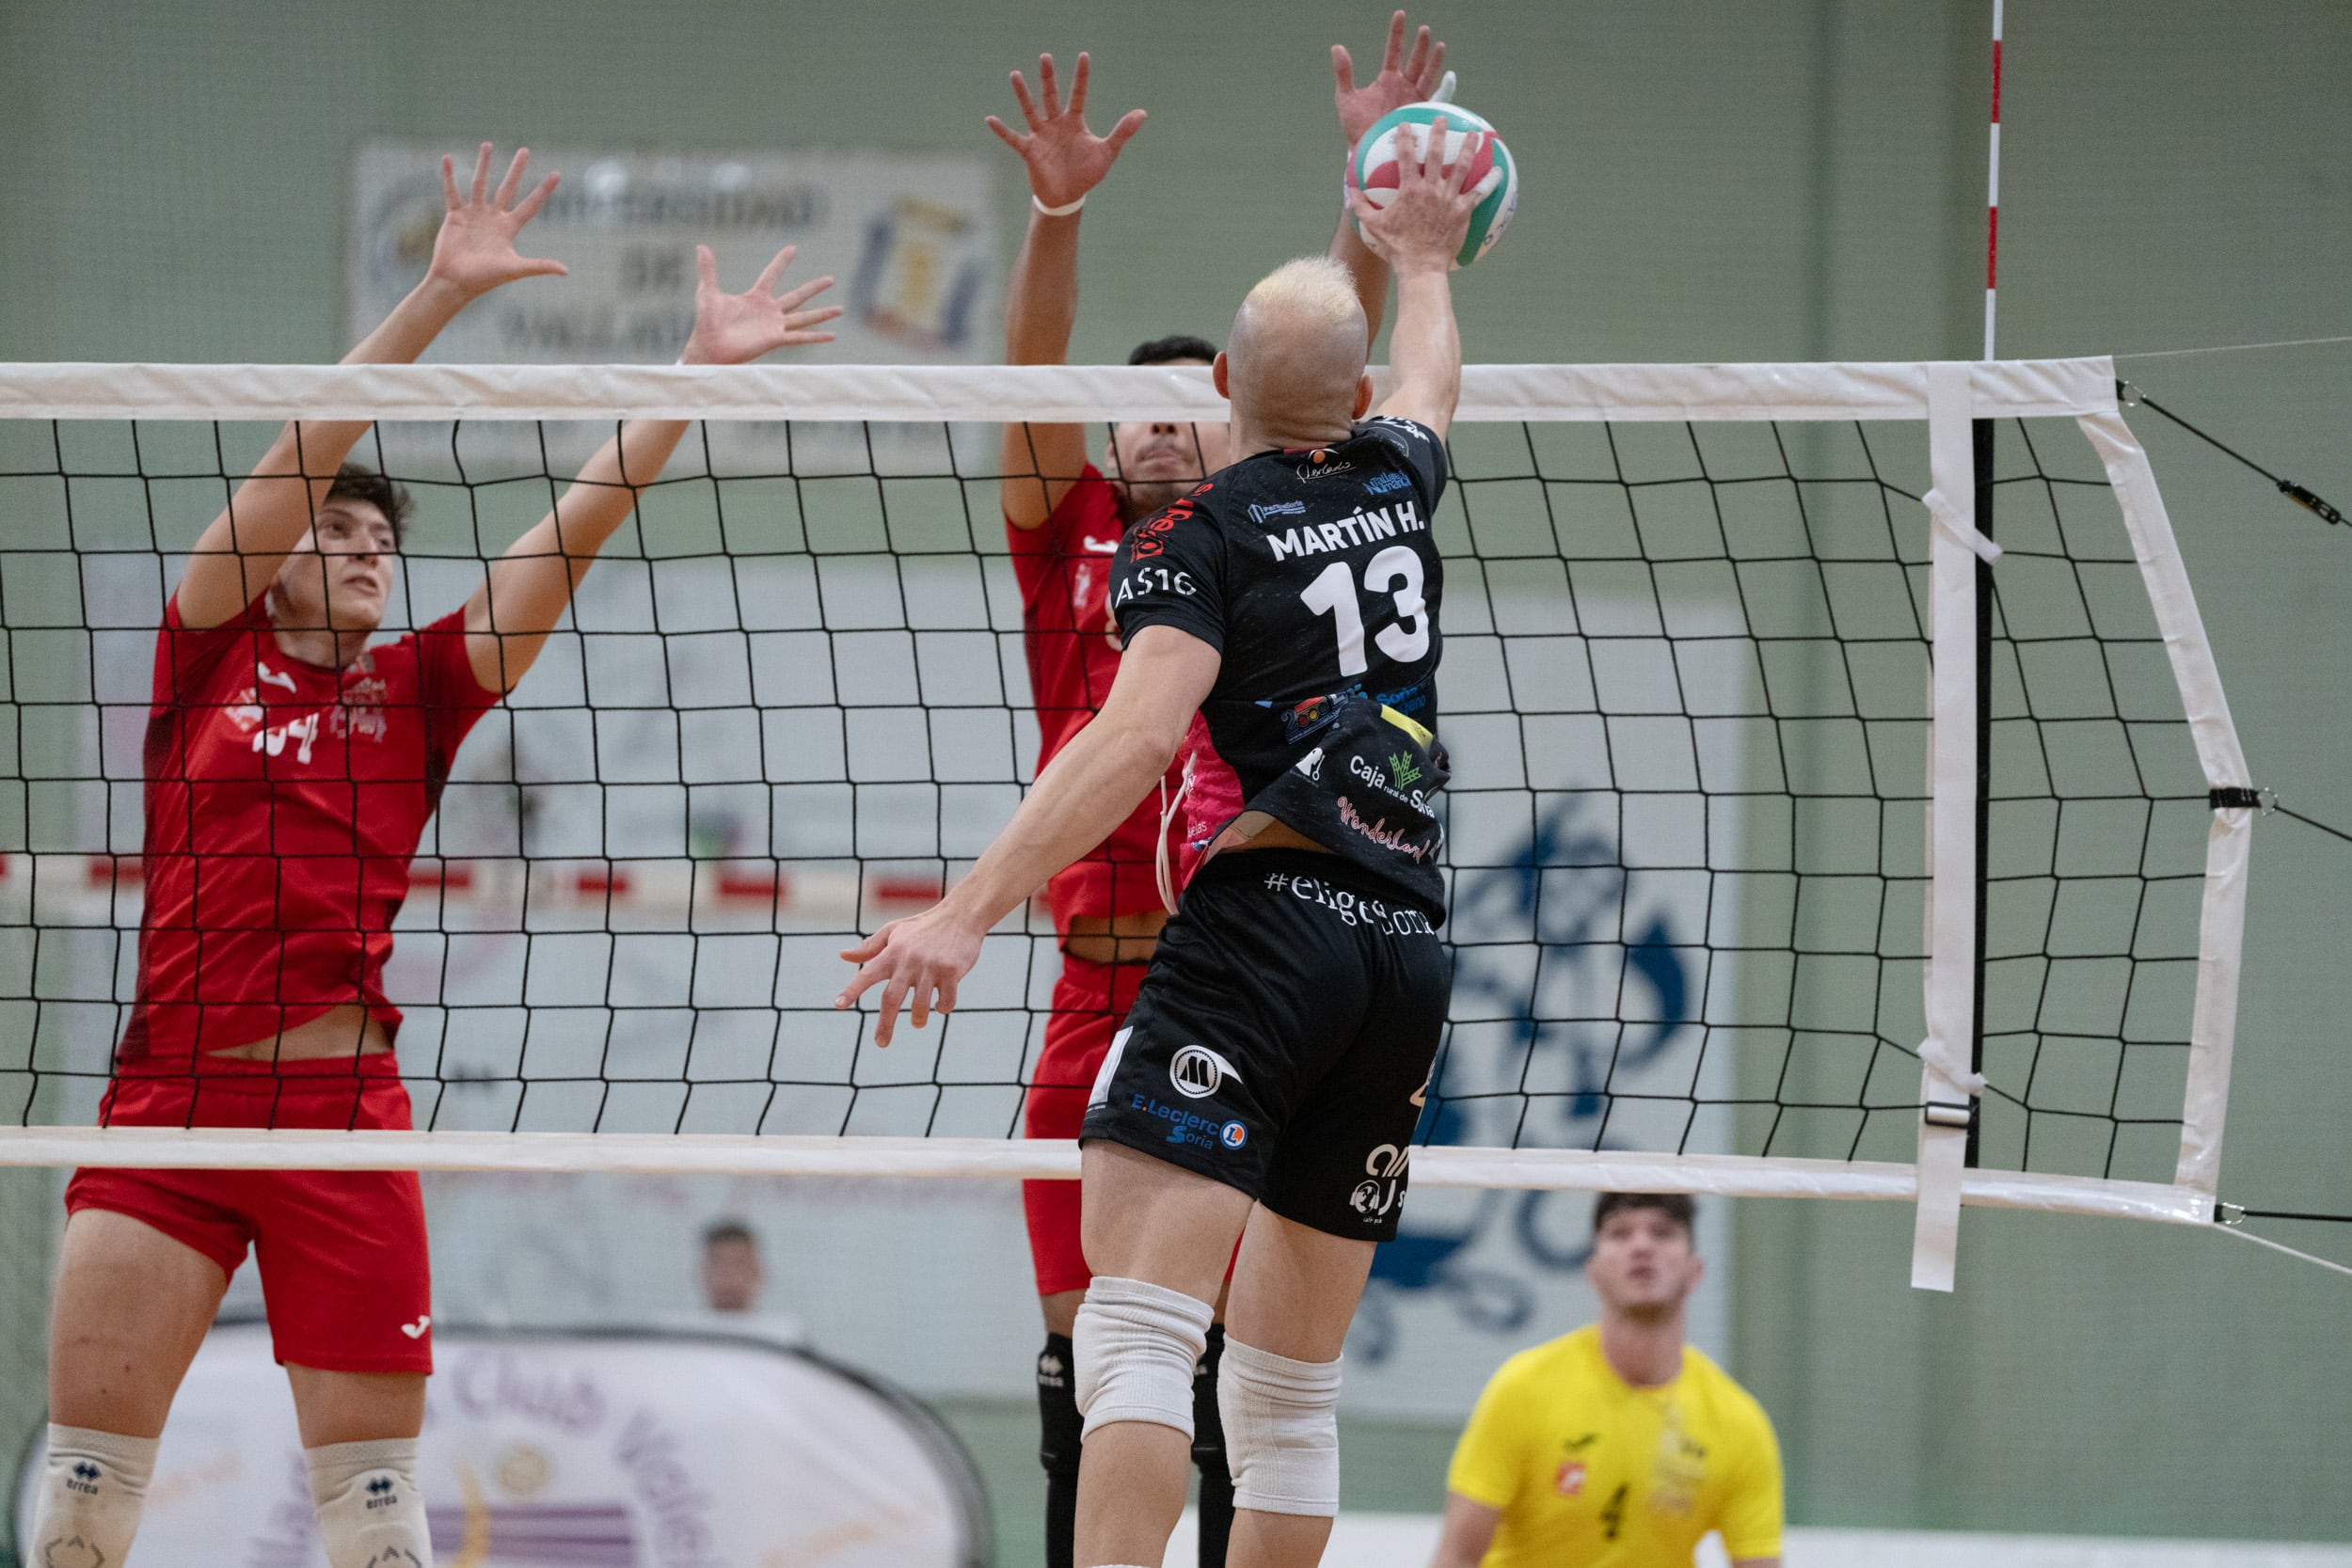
[{"xmin": 1432, "ymin": 1194, "xmax": 1783, "ymax": 1568}]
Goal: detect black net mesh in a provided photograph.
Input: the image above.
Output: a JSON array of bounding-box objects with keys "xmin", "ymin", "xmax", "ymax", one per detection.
[{"xmin": 0, "ymin": 407, "xmax": 2208, "ymax": 1186}]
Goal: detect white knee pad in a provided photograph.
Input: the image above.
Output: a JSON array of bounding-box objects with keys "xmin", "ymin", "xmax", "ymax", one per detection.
[
  {"xmin": 1073, "ymin": 1275, "xmax": 1214, "ymax": 1439},
  {"xmin": 28, "ymin": 1423, "xmax": 157, "ymax": 1565},
  {"xmin": 1217, "ymin": 1338, "xmax": 1343, "ymax": 1517},
  {"xmin": 307, "ymin": 1436, "xmax": 435, "ymax": 1568}
]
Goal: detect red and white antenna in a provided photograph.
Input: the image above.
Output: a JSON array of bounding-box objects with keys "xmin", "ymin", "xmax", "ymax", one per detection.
[{"xmin": 1983, "ymin": 0, "xmax": 2004, "ymax": 359}]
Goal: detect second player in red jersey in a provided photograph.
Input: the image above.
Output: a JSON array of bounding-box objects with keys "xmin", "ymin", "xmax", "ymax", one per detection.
[{"xmin": 987, "ymin": 17, "xmax": 1452, "ymax": 1568}]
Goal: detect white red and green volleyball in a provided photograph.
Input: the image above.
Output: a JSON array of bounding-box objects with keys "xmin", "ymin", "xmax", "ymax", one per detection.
[{"xmin": 1350, "ymin": 101, "xmax": 1518, "ymax": 269}]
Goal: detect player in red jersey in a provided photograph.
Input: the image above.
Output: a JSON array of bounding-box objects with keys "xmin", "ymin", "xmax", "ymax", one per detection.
[
  {"xmin": 26, "ymin": 145, "xmax": 840, "ymax": 1568},
  {"xmin": 989, "ymin": 17, "xmax": 1449, "ymax": 1566}
]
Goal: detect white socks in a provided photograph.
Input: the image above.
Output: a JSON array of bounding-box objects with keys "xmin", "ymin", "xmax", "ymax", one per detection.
[
  {"xmin": 306, "ymin": 1436, "xmax": 435, "ymax": 1568},
  {"xmin": 29, "ymin": 1425, "xmax": 432, "ymax": 1568},
  {"xmin": 27, "ymin": 1423, "xmax": 157, "ymax": 1567}
]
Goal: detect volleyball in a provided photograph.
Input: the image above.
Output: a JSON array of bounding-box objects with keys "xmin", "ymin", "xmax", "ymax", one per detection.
[{"xmin": 1351, "ymin": 101, "xmax": 1518, "ymax": 268}]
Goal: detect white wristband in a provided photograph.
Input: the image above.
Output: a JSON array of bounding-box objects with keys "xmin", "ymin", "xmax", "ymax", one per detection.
[{"xmin": 1032, "ymin": 192, "xmax": 1086, "ymax": 218}]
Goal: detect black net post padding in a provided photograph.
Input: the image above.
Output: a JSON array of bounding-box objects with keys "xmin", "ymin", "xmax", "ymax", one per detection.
[
  {"xmin": 2207, "ymin": 786, "xmax": 2265, "ymax": 811},
  {"xmin": 1965, "ymin": 416, "xmax": 1995, "ymax": 1169}
]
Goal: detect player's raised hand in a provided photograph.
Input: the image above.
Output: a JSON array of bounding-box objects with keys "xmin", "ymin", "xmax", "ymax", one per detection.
[
  {"xmin": 985, "ymin": 52, "xmax": 1147, "ymax": 211},
  {"xmin": 679, "ymin": 245, "xmax": 842, "ymax": 367},
  {"xmin": 1350, "ymin": 122, "xmax": 1490, "ymax": 277},
  {"xmin": 1333, "ymin": 10, "xmax": 1449, "ymax": 148},
  {"xmin": 835, "ymin": 908, "xmax": 987, "ymax": 1049},
  {"xmin": 427, "ymin": 143, "xmax": 568, "ymax": 299}
]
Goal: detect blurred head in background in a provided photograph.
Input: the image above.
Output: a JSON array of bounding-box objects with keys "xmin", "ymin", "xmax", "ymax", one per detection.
[
  {"xmin": 701, "ymin": 1218, "xmax": 766, "ymax": 1313},
  {"xmin": 1585, "ymin": 1192, "xmax": 1702, "ymax": 1325}
]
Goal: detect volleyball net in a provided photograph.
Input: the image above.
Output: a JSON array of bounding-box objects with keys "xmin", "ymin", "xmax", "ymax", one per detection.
[{"xmin": 0, "ymin": 359, "xmax": 2252, "ymax": 1282}]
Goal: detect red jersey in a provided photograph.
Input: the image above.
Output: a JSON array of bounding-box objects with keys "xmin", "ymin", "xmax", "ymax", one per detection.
[
  {"xmin": 120, "ymin": 592, "xmax": 501, "ymax": 1064},
  {"xmin": 1008, "ymin": 467, "xmax": 1239, "ymax": 926}
]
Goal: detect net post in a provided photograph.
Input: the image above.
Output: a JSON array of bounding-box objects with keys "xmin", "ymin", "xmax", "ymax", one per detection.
[
  {"xmin": 1968, "ymin": 415, "xmax": 1994, "ymax": 1169},
  {"xmin": 1913, "ymin": 363, "xmax": 1991, "ymax": 1291}
]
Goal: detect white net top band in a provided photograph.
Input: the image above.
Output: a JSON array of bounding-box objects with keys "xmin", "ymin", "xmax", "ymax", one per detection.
[{"xmin": 0, "ymin": 357, "xmax": 2120, "ymax": 424}]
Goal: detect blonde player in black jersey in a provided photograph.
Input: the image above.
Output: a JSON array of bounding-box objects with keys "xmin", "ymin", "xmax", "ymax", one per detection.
[{"xmin": 839, "ymin": 122, "xmax": 1488, "ymax": 1568}]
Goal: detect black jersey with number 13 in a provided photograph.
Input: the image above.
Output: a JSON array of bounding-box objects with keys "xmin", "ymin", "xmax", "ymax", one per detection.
[{"xmin": 1110, "ymin": 416, "xmax": 1452, "ymax": 920}]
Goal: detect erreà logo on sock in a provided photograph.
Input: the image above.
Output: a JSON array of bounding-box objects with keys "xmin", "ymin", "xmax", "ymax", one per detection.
[
  {"xmin": 366, "ymin": 1474, "xmax": 398, "ymax": 1508},
  {"xmin": 65, "ymin": 1459, "xmax": 101, "ymax": 1495}
]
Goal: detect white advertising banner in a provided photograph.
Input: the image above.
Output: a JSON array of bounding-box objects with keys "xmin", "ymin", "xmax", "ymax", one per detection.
[{"xmin": 14, "ymin": 1323, "xmax": 985, "ymax": 1567}]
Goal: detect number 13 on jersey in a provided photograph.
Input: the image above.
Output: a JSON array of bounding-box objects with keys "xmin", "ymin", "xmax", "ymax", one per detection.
[{"xmin": 1297, "ymin": 547, "xmax": 1430, "ymax": 678}]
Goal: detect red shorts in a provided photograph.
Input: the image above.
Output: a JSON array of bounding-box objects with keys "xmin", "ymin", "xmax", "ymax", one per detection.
[
  {"xmin": 65, "ymin": 1053, "xmax": 434, "ymax": 1374},
  {"xmin": 1022, "ymin": 956, "xmax": 1149, "ymax": 1297}
]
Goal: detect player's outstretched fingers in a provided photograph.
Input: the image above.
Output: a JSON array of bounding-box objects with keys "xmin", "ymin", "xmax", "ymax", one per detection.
[
  {"xmin": 876, "ymin": 974, "xmax": 911, "ymax": 1046},
  {"xmin": 1069, "ymin": 50, "xmax": 1091, "ymax": 116},
  {"xmin": 1104, "ymin": 108, "xmax": 1147, "ymax": 155},
  {"xmin": 1428, "ymin": 115, "xmax": 1457, "ymax": 181},
  {"xmin": 838, "ymin": 922, "xmax": 892, "ymax": 969},
  {"xmin": 754, "ymin": 244, "xmax": 797, "ymax": 296},
  {"xmin": 492, "ymin": 147, "xmax": 531, "ymax": 210},
  {"xmin": 1038, "ymin": 52, "xmax": 1062, "ymax": 117},
  {"xmin": 1412, "ymin": 35, "xmax": 1446, "ymax": 97},
  {"xmin": 1009, "ymin": 69, "xmax": 1044, "ymax": 131},
  {"xmin": 512, "ymin": 171, "xmax": 560, "ymax": 228},
  {"xmin": 1454, "ymin": 132, "xmax": 1493, "ymax": 198},
  {"xmin": 775, "ymin": 270, "xmax": 836, "ymax": 315},
  {"xmin": 913, "ymin": 962, "xmax": 963, "ymax": 1029},
  {"xmin": 985, "ymin": 114, "xmax": 1026, "ymax": 152},
  {"xmin": 469, "ymin": 141, "xmax": 493, "ymax": 203},
  {"xmin": 439, "ymin": 153, "xmax": 463, "ymax": 211}
]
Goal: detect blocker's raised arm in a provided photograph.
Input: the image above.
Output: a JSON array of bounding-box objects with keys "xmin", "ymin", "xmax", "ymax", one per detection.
[
  {"xmin": 175, "ymin": 144, "xmax": 565, "ymax": 630},
  {"xmin": 992, "ymin": 51, "xmax": 1149, "ymax": 531},
  {"xmin": 1328, "ymin": 9, "xmax": 1451, "ymax": 342}
]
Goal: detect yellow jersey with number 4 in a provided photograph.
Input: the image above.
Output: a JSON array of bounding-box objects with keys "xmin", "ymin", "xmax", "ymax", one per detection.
[{"xmin": 1445, "ymin": 1325, "xmax": 1783, "ymax": 1567}]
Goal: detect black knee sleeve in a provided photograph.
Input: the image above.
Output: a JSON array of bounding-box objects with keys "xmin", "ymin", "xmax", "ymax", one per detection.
[
  {"xmin": 1039, "ymin": 1332, "xmax": 1082, "ymax": 1568},
  {"xmin": 1192, "ymin": 1323, "xmax": 1234, "ymax": 1568}
]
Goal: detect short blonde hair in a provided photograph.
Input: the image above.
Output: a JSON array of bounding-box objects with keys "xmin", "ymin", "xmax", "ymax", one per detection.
[{"xmin": 1241, "ymin": 255, "xmax": 1361, "ymax": 331}]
